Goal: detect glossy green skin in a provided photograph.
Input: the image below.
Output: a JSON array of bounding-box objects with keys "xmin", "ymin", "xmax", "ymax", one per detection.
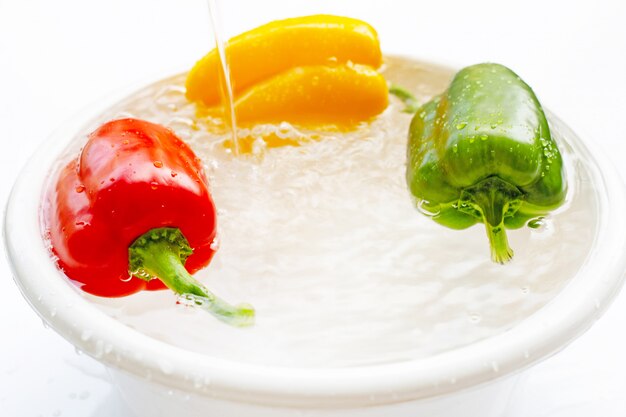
[{"xmin": 406, "ymin": 63, "xmax": 567, "ymax": 260}]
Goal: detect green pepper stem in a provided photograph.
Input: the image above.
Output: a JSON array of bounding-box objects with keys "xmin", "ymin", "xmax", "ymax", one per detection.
[
  {"xmin": 128, "ymin": 228, "xmax": 255, "ymax": 327},
  {"xmin": 484, "ymin": 221, "xmax": 513, "ymax": 264},
  {"xmin": 459, "ymin": 177, "xmax": 523, "ymax": 264}
]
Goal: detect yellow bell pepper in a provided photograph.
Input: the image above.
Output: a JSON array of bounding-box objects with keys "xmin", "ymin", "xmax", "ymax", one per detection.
[
  {"xmin": 233, "ymin": 64, "xmax": 388, "ymax": 125},
  {"xmin": 186, "ymin": 15, "xmax": 383, "ymax": 107}
]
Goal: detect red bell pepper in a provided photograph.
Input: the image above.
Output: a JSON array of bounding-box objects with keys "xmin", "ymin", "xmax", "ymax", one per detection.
[{"xmin": 45, "ymin": 118, "xmax": 254, "ymax": 326}]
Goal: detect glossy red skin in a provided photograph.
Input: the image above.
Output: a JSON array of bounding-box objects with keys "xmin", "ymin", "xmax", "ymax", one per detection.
[{"xmin": 46, "ymin": 118, "xmax": 217, "ymax": 297}]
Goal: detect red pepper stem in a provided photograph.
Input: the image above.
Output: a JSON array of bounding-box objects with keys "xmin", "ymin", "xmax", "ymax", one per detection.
[{"xmin": 129, "ymin": 228, "xmax": 255, "ymax": 327}]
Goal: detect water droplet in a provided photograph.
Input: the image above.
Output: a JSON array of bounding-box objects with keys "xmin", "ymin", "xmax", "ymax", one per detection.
[
  {"xmin": 527, "ymin": 217, "xmax": 545, "ymax": 229},
  {"xmin": 210, "ymin": 236, "xmax": 220, "ymax": 251},
  {"xmin": 153, "ymin": 160, "xmax": 163, "ymax": 168},
  {"xmin": 150, "ymin": 181, "xmax": 158, "ymax": 190},
  {"xmin": 521, "ymin": 286, "xmax": 530, "ymax": 294},
  {"xmin": 120, "ymin": 275, "xmax": 133, "ymax": 283},
  {"xmin": 468, "ymin": 313, "xmax": 482, "ymax": 323},
  {"xmin": 456, "ymin": 122, "xmax": 467, "ymax": 130},
  {"xmin": 80, "ymin": 330, "xmax": 93, "ymax": 342},
  {"xmin": 178, "ymin": 293, "xmax": 207, "ymax": 308},
  {"xmin": 170, "ymin": 171, "xmax": 178, "ymax": 177},
  {"xmin": 490, "ymin": 123, "xmax": 498, "ymax": 129},
  {"xmin": 416, "ymin": 200, "xmax": 440, "ymax": 217},
  {"xmin": 93, "ymin": 340, "xmax": 104, "ymax": 359},
  {"xmin": 480, "ymin": 134, "xmax": 489, "ymax": 141},
  {"xmin": 158, "ymin": 359, "xmax": 174, "ymax": 375},
  {"xmin": 50, "ymin": 308, "xmax": 57, "ymax": 318},
  {"xmin": 75, "ymin": 185, "xmax": 85, "ymax": 193}
]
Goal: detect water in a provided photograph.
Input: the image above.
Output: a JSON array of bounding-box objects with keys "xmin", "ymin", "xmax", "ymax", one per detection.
[
  {"xmin": 80, "ymin": 57, "xmax": 597, "ymax": 368},
  {"xmin": 206, "ymin": 0, "xmax": 239, "ymax": 155}
]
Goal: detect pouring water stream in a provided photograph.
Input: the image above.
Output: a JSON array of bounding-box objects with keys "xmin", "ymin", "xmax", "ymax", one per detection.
[{"xmin": 207, "ymin": 0, "xmax": 239, "ymax": 155}]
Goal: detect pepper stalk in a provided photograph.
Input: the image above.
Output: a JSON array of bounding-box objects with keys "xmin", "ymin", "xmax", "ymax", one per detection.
[
  {"xmin": 128, "ymin": 227, "xmax": 255, "ymax": 326},
  {"xmin": 459, "ymin": 177, "xmax": 523, "ymax": 264}
]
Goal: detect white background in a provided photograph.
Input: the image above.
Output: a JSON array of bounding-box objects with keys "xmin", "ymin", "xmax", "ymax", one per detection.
[{"xmin": 1, "ymin": 0, "xmax": 625, "ymax": 416}]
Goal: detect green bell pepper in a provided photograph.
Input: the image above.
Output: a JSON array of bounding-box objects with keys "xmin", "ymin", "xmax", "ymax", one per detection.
[{"xmin": 405, "ymin": 63, "xmax": 567, "ymax": 263}]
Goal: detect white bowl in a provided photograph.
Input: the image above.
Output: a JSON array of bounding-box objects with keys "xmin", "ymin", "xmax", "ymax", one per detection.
[{"xmin": 4, "ymin": 70, "xmax": 626, "ymax": 417}]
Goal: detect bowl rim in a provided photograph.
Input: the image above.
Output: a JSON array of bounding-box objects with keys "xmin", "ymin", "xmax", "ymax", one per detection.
[{"xmin": 4, "ymin": 61, "xmax": 626, "ymax": 408}]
